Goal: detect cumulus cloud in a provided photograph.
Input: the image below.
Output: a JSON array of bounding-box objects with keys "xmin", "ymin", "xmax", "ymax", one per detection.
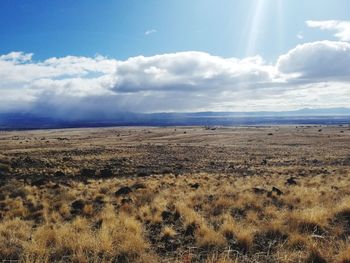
[
  {"xmin": 0, "ymin": 41, "xmax": 350, "ymax": 117},
  {"xmin": 114, "ymin": 52, "xmax": 278, "ymax": 93},
  {"xmin": 306, "ymin": 20, "xmax": 350, "ymax": 41},
  {"xmin": 0, "ymin": 51, "xmax": 33, "ymax": 62},
  {"xmin": 277, "ymin": 40, "xmax": 350, "ymax": 80},
  {"xmin": 0, "ymin": 54, "xmax": 117, "ymax": 92}
]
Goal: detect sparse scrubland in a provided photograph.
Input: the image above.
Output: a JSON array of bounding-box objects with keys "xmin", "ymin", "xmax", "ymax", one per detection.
[{"xmin": 0, "ymin": 126, "xmax": 350, "ymax": 262}]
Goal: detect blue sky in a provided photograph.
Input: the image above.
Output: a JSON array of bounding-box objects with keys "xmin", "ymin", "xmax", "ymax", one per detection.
[
  {"xmin": 1, "ymin": 0, "xmax": 350, "ymax": 61},
  {"xmin": 0, "ymin": 0, "xmax": 350, "ymax": 115}
]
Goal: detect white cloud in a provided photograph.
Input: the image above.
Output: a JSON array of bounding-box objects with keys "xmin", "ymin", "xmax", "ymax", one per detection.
[
  {"xmin": 0, "ymin": 51, "xmax": 33, "ymax": 63},
  {"xmin": 0, "ymin": 54, "xmax": 117, "ymax": 90},
  {"xmin": 297, "ymin": 32, "xmax": 304, "ymax": 40},
  {"xmin": 145, "ymin": 29, "xmax": 157, "ymax": 36},
  {"xmin": 0, "ymin": 40, "xmax": 350, "ymax": 116},
  {"xmin": 277, "ymin": 40, "xmax": 350, "ymax": 79},
  {"xmin": 306, "ymin": 20, "xmax": 350, "ymax": 41},
  {"xmin": 114, "ymin": 52, "xmax": 278, "ymax": 93}
]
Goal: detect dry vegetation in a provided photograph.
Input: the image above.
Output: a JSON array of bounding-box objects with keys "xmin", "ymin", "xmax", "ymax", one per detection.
[{"xmin": 0, "ymin": 126, "xmax": 350, "ymax": 262}]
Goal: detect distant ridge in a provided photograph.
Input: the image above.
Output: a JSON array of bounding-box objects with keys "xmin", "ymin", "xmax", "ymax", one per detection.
[
  {"xmin": 0, "ymin": 108, "xmax": 350, "ymax": 130},
  {"xmin": 155, "ymin": 107, "xmax": 350, "ymax": 117}
]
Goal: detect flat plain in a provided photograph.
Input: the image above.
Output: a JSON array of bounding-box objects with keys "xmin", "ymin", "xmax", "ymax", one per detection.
[{"xmin": 0, "ymin": 125, "xmax": 350, "ymax": 262}]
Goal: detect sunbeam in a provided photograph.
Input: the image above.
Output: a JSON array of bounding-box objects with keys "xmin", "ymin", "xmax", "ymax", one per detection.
[
  {"xmin": 276, "ymin": 0, "xmax": 286, "ymax": 54},
  {"xmin": 244, "ymin": 0, "xmax": 270, "ymax": 56}
]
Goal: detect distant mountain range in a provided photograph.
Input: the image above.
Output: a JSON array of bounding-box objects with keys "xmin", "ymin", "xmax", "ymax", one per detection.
[{"xmin": 1, "ymin": 108, "xmax": 350, "ymax": 130}]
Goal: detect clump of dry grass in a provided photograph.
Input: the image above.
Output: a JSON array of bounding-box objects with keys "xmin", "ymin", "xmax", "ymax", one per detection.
[
  {"xmin": 286, "ymin": 207, "xmax": 330, "ymax": 235},
  {"xmin": 162, "ymin": 226, "xmax": 177, "ymax": 238}
]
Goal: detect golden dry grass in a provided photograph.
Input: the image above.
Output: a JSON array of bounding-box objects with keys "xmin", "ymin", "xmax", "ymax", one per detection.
[{"xmin": 0, "ymin": 126, "xmax": 349, "ymax": 262}]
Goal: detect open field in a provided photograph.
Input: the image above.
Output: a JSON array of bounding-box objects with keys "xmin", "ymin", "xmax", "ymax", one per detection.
[{"xmin": 0, "ymin": 125, "xmax": 350, "ymax": 262}]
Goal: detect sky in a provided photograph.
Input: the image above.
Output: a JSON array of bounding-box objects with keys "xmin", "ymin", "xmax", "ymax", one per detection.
[{"xmin": 1, "ymin": 0, "xmax": 350, "ymax": 117}]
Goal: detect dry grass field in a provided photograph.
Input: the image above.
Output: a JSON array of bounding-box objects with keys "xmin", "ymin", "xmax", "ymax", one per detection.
[{"xmin": 0, "ymin": 125, "xmax": 350, "ymax": 262}]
